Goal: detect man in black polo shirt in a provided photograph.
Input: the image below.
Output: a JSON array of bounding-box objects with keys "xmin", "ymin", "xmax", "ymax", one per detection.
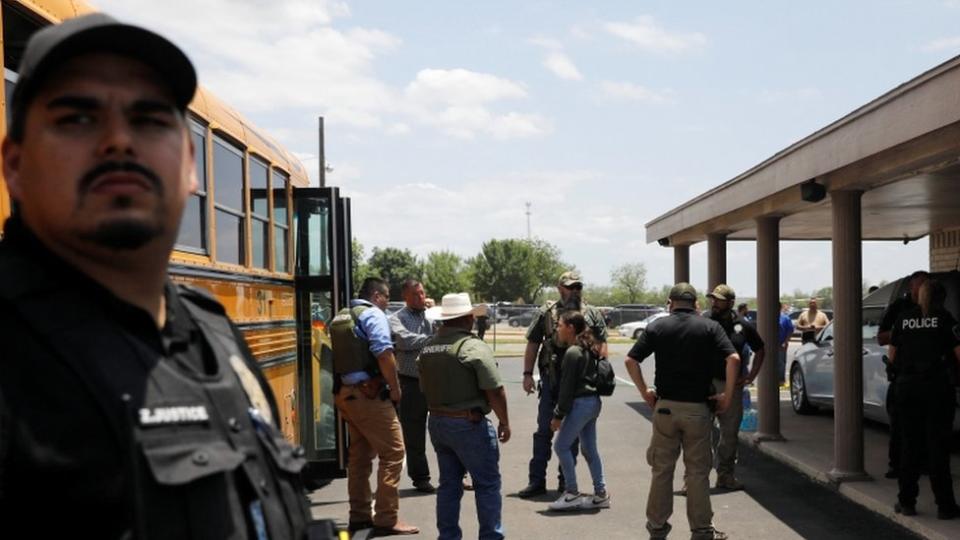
[{"xmin": 625, "ymin": 283, "xmax": 739, "ymax": 540}]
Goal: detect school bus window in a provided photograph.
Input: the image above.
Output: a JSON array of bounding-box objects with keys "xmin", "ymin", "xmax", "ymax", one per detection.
[
  {"xmin": 249, "ymin": 156, "xmax": 270, "ymax": 269},
  {"xmin": 4, "ymin": 70, "xmax": 17, "ymax": 127},
  {"xmin": 176, "ymin": 121, "xmax": 208, "ymax": 252},
  {"xmin": 212, "ymin": 135, "xmax": 245, "ymax": 265},
  {"xmin": 273, "ymin": 169, "xmax": 290, "ymax": 273}
]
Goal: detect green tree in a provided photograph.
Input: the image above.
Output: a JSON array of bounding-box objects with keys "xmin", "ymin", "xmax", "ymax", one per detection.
[
  {"xmin": 422, "ymin": 250, "xmax": 471, "ymax": 299},
  {"xmin": 351, "ymin": 238, "xmax": 372, "ymax": 292},
  {"xmin": 470, "ymin": 238, "xmax": 568, "ymax": 303},
  {"xmin": 610, "ymin": 262, "xmax": 648, "ymax": 303},
  {"xmin": 812, "ymin": 286, "xmax": 833, "ymax": 309},
  {"xmin": 367, "ymin": 247, "xmax": 423, "ymax": 300}
]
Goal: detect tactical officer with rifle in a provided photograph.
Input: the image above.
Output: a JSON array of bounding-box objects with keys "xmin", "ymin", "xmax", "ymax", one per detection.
[{"xmin": 518, "ymin": 271, "xmax": 608, "ymax": 498}]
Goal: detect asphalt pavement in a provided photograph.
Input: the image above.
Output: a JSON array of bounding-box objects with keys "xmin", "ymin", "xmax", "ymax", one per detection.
[{"xmin": 310, "ymin": 345, "xmax": 921, "ymax": 539}]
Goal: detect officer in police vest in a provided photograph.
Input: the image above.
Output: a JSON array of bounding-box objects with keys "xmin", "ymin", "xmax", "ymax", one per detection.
[
  {"xmin": 0, "ymin": 14, "xmax": 318, "ymax": 538},
  {"xmin": 518, "ymin": 271, "xmax": 608, "ymax": 498},
  {"xmin": 888, "ymin": 279, "xmax": 960, "ymax": 519},
  {"xmin": 419, "ymin": 293, "xmax": 510, "ymax": 540}
]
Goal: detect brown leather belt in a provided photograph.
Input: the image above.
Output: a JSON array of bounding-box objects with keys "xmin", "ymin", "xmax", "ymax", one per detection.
[{"xmin": 429, "ymin": 408, "xmax": 485, "ymax": 422}]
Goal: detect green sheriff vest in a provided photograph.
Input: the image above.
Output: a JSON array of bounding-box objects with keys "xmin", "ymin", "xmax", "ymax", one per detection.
[{"xmin": 418, "ymin": 330, "xmax": 492, "ymax": 414}]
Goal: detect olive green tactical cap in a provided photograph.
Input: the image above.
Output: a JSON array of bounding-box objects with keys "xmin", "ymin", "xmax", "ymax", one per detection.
[
  {"xmin": 558, "ymin": 271, "xmax": 583, "ymax": 287},
  {"xmin": 669, "ymin": 282, "xmax": 698, "ymax": 301},
  {"xmin": 707, "ymin": 284, "xmax": 736, "ymax": 301}
]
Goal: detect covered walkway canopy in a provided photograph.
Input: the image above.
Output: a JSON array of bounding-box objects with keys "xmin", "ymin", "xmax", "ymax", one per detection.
[{"xmin": 644, "ymin": 54, "xmax": 960, "ymax": 481}]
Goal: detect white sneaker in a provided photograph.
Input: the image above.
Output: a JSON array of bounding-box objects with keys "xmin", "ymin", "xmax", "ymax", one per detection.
[
  {"xmin": 548, "ymin": 491, "xmax": 584, "ymax": 511},
  {"xmin": 581, "ymin": 491, "xmax": 610, "ymax": 509}
]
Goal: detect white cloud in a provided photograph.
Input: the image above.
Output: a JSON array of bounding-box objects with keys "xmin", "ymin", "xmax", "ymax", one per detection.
[
  {"xmin": 93, "ymin": 0, "xmax": 549, "ymax": 142},
  {"xmin": 529, "ymin": 36, "xmax": 564, "ymax": 50},
  {"xmin": 405, "ymin": 69, "xmax": 528, "ymax": 105},
  {"xmin": 345, "ymin": 170, "xmax": 602, "ymax": 257},
  {"xmin": 544, "ymin": 52, "xmax": 583, "ymax": 81},
  {"xmin": 922, "ymin": 36, "xmax": 960, "ymax": 52},
  {"xmin": 758, "ymin": 87, "xmax": 823, "ymax": 104},
  {"xmin": 570, "ymin": 25, "xmax": 591, "ymax": 40},
  {"xmin": 605, "ymin": 16, "xmax": 707, "ymax": 53},
  {"xmin": 530, "ymin": 36, "xmax": 584, "ymax": 81},
  {"xmin": 404, "ymin": 69, "xmax": 550, "ymax": 139},
  {"xmin": 600, "ymin": 81, "xmax": 676, "ymax": 104}
]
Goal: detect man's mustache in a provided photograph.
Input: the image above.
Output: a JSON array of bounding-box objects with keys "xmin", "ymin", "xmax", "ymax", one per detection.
[{"xmin": 78, "ymin": 161, "xmax": 163, "ymax": 194}]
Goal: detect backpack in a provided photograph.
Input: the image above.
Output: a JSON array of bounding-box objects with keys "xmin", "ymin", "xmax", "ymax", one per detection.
[{"xmin": 583, "ymin": 349, "xmax": 616, "ymax": 397}]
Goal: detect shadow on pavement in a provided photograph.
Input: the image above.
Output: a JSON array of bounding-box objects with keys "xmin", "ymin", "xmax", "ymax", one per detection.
[
  {"xmin": 624, "ymin": 400, "xmax": 921, "ymax": 539},
  {"xmin": 535, "ymin": 508, "xmax": 602, "ymax": 517}
]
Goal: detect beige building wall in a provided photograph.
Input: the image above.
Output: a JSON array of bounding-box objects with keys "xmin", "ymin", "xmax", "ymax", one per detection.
[{"xmin": 930, "ymin": 227, "xmax": 960, "ymax": 272}]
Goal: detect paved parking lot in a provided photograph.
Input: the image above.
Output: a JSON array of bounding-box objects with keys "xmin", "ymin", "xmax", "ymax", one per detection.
[{"xmin": 310, "ymin": 343, "xmax": 921, "ymax": 539}]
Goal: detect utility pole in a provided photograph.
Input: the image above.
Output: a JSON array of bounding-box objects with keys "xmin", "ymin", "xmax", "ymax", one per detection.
[
  {"xmin": 318, "ymin": 116, "xmax": 326, "ymax": 187},
  {"xmin": 525, "ymin": 201, "xmax": 532, "ymax": 240}
]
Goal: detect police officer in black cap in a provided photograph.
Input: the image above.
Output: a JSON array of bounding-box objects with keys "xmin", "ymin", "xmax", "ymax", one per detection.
[
  {"xmin": 0, "ymin": 13, "xmax": 316, "ymax": 538},
  {"xmin": 888, "ymin": 279, "xmax": 960, "ymax": 519}
]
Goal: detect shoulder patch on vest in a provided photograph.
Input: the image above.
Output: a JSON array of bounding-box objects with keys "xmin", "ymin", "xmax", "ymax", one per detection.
[{"xmin": 229, "ymin": 354, "xmax": 275, "ymax": 426}]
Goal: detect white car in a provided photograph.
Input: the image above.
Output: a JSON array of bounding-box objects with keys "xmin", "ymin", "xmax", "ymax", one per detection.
[{"xmin": 618, "ymin": 312, "xmax": 669, "ymax": 339}]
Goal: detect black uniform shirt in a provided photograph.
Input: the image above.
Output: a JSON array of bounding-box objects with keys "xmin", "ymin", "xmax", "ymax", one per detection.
[
  {"xmin": 880, "ymin": 296, "xmax": 915, "ymax": 335},
  {"xmin": 627, "ymin": 308, "xmax": 737, "ymax": 402},
  {"xmin": 710, "ymin": 311, "xmax": 763, "ymax": 380},
  {"xmin": 0, "ymin": 217, "xmax": 284, "ymax": 538},
  {"xmin": 891, "ymin": 305, "xmax": 959, "ymax": 379}
]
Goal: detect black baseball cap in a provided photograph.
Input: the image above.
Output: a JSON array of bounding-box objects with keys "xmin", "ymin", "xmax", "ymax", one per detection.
[
  {"xmin": 668, "ymin": 282, "xmax": 698, "ymax": 301},
  {"xmin": 11, "ymin": 13, "xmax": 197, "ymax": 121}
]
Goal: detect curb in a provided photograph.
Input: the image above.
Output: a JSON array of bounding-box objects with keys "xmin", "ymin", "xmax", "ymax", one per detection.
[{"xmin": 740, "ymin": 432, "xmax": 953, "ymax": 540}]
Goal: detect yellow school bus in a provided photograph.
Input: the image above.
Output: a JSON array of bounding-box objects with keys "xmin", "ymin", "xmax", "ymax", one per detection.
[{"xmin": 0, "ymin": 0, "xmax": 351, "ymax": 479}]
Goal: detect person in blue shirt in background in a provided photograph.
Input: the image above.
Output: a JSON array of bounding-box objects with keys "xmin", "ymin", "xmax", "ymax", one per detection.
[{"xmin": 778, "ymin": 303, "xmax": 796, "ymax": 386}]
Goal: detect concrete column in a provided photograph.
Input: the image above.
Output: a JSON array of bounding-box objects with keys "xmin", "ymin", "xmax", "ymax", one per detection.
[
  {"xmin": 754, "ymin": 216, "xmax": 784, "ymax": 442},
  {"xmin": 673, "ymin": 244, "xmax": 690, "ymax": 284},
  {"xmin": 829, "ymin": 190, "xmax": 869, "ymax": 482},
  {"xmin": 707, "ymin": 233, "xmax": 727, "ymax": 290}
]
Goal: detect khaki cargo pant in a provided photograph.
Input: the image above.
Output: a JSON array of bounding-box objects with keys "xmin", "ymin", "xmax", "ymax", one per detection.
[
  {"xmin": 713, "ymin": 379, "xmax": 744, "ymax": 481},
  {"xmin": 646, "ymin": 399, "xmax": 715, "ymax": 538},
  {"xmin": 335, "ymin": 385, "xmax": 405, "ymax": 528}
]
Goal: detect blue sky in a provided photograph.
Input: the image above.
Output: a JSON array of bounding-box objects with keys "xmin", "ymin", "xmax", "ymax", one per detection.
[{"xmin": 94, "ymin": 0, "xmax": 960, "ymax": 296}]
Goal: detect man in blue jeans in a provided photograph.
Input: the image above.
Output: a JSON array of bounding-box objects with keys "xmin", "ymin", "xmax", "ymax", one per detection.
[
  {"xmin": 519, "ymin": 271, "xmax": 608, "ymax": 498},
  {"xmin": 419, "ymin": 293, "xmax": 511, "ymax": 540}
]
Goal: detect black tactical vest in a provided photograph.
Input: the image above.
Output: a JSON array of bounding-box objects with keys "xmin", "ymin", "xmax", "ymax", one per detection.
[{"xmin": 0, "ymin": 266, "xmax": 311, "ymax": 538}]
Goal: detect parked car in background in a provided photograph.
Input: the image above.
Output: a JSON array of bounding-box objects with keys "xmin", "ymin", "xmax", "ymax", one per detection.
[
  {"xmin": 618, "ymin": 311, "xmax": 670, "ymax": 339},
  {"xmin": 606, "ymin": 304, "xmax": 664, "ymax": 327},
  {"xmin": 788, "ymin": 271, "xmax": 960, "ymax": 430},
  {"xmin": 508, "ymin": 310, "xmax": 538, "ymax": 328},
  {"xmin": 385, "ymin": 301, "xmax": 405, "ymax": 316}
]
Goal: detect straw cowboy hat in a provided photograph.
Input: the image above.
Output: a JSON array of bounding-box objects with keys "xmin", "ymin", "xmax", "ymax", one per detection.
[{"xmin": 426, "ymin": 293, "xmax": 487, "ymax": 321}]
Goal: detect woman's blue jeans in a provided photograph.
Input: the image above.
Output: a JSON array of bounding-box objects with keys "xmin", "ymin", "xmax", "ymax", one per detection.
[{"xmin": 553, "ymin": 395, "xmax": 605, "ymax": 494}]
